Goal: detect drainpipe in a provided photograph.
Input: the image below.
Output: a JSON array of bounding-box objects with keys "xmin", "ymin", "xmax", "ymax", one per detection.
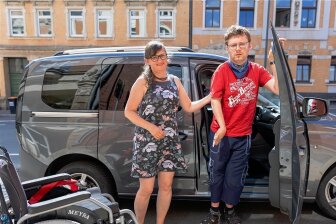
[
  {"xmin": 264, "ymin": 0, "xmax": 271, "ymax": 67},
  {"xmin": 189, "ymin": 0, "xmax": 193, "ymax": 49}
]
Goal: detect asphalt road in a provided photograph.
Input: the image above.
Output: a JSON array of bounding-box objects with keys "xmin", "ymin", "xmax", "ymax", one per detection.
[
  {"xmin": 1, "ymin": 111, "xmax": 335, "ymax": 223},
  {"xmin": 118, "ymin": 198, "xmax": 335, "ymax": 224},
  {"xmin": 0, "ymin": 113, "xmax": 20, "ymax": 166}
]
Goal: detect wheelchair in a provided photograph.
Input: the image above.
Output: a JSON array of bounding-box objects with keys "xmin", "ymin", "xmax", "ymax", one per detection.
[{"xmin": 0, "ymin": 146, "xmax": 137, "ymax": 224}]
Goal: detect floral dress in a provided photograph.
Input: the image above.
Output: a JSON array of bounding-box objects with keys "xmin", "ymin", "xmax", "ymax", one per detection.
[{"xmin": 131, "ymin": 75, "xmax": 187, "ymax": 178}]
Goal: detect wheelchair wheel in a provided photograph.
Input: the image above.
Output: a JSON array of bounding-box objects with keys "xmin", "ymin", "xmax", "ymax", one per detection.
[{"xmin": 57, "ymin": 161, "xmax": 117, "ymax": 198}]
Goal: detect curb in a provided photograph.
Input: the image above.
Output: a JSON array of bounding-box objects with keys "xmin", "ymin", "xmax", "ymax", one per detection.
[{"xmin": 0, "ymin": 110, "xmax": 13, "ymax": 115}]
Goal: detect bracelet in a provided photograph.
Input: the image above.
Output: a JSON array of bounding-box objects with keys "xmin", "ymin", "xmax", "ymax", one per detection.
[{"xmin": 269, "ymin": 61, "xmax": 275, "ymax": 65}]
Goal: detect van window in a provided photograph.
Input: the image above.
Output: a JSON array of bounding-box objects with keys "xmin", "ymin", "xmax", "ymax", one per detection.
[
  {"xmin": 42, "ymin": 63, "xmax": 102, "ymax": 110},
  {"xmin": 100, "ymin": 64, "xmax": 182, "ymax": 111},
  {"xmin": 167, "ymin": 64, "xmax": 182, "ymax": 79}
]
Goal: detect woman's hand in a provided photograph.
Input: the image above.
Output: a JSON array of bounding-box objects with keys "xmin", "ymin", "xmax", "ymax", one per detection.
[{"xmin": 148, "ymin": 124, "xmax": 165, "ymax": 140}]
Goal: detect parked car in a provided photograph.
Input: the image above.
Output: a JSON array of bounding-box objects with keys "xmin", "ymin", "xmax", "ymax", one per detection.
[{"xmin": 16, "ymin": 25, "xmax": 335, "ymax": 222}]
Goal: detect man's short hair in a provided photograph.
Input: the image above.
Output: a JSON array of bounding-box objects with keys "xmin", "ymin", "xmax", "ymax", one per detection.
[{"xmin": 224, "ymin": 25, "xmax": 251, "ymax": 45}]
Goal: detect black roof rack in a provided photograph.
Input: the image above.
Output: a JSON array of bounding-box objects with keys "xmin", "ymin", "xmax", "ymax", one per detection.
[{"xmin": 55, "ymin": 46, "xmax": 193, "ymax": 56}]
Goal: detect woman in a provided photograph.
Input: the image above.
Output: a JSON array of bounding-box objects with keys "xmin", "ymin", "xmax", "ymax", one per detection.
[{"xmin": 124, "ymin": 40, "xmax": 210, "ymax": 224}]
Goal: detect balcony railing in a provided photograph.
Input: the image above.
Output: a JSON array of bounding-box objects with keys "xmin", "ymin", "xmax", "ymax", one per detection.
[
  {"xmin": 124, "ymin": 0, "xmax": 178, "ymax": 6},
  {"xmin": 1, "ymin": 0, "xmax": 30, "ymax": 5},
  {"xmin": 64, "ymin": 0, "xmax": 86, "ymax": 6},
  {"xmin": 124, "ymin": 0, "xmax": 178, "ymax": 3},
  {"xmin": 92, "ymin": 0, "xmax": 115, "ymax": 5}
]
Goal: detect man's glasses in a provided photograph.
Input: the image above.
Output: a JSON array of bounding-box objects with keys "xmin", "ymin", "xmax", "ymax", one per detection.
[
  {"xmin": 227, "ymin": 42, "xmax": 250, "ymax": 50},
  {"xmin": 150, "ymin": 54, "xmax": 167, "ymax": 62}
]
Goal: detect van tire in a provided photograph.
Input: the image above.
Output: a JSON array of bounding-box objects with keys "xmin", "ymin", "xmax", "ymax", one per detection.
[
  {"xmin": 316, "ymin": 166, "xmax": 336, "ymax": 220},
  {"xmin": 58, "ymin": 161, "xmax": 117, "ymax": 199}
]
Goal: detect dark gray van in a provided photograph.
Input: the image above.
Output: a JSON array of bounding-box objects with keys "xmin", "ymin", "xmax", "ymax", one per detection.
[{"xmin": 16, "ymin": 26, "xmax": 336, "ymax": 222}]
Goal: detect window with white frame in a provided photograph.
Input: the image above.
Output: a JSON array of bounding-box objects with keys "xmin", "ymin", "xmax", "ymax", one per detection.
[
  {"xmin": 96, "ymin": 9, "xmax": 113, "ymax": 37},
  {"xmin": 329, "ymin": 56, "xmax": 336, "ymax": 83},
  {"xmin": 296, "ymin": 56, "xmax": 311, "ymax": 82},
  {"xmin": 239, "ymin": 0, "xmax": 255, "ymax": 28},
  {"xmin": 129, "ymin": 9, "xmax": 145, "ymax": 37},
  {"xmin": 301, "ymin": 0, "xmax": 317, "ymax": 28},
  {"xmin": 275, "ymin": 0, "xmax": 291, "ymax": 27},
  {"xmin": 158, "ymin": 10, "xmax": 174, "ymax": 38},
  {"xmin": 205, "ymin": 0, "xmax": 220, "ymax": 28},
  {"xmin": 8, "ymin": 9, "xmax": 25, "ymax": 36},
  {"xmin": 36, "ymin": 9, "xmax": 52, "ymax": 36},
  {"xmin": 68, "ymin": 9, "xmax": 84, "ymax": 37}
]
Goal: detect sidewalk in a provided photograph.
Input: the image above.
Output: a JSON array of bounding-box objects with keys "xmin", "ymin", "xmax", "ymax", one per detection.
[
  {"xmin": 0, "ymin": 110, "xmax": 10, "ymax": 114},
  {"xmin": 0, "ymin": 110, "xmax": 15, "ymax": 120}
]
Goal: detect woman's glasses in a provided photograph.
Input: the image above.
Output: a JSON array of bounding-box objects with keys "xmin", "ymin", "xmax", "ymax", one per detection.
[{"xmin": 150, "ymin": 54, "xmax": 167, "ymax": 62}]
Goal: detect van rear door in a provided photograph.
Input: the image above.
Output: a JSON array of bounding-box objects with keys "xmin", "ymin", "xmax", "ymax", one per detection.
[
  {"xmin": 268, "ymin": 24, "xmax": 308, "ymax": 223},
  {"xmin": 189, "ymin": 58, "xmax": 225, "ymax": 194}
]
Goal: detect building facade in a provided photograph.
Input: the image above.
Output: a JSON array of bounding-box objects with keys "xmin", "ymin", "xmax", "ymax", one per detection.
[{"xmin": 0, "ymin": 0, "xmax": 335, "ymax": 110}]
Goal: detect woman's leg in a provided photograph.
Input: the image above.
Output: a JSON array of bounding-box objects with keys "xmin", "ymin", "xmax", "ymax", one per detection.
[
  {"xmin": 156, "ymin": 171, "xmax": 175, "ymax": 224},
  {"xmin": 134, "ymin": 177, "xmax": 155, "ymax": 224}
]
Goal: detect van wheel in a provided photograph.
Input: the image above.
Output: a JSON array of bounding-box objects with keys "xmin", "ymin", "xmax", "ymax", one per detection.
[
  {"xmin": 57, "ymin": 161, "xmax": 117, "ymax": 198},
  {"xmin": 316, "ymin": 166, "xmax": 336, "ymax": 220}
]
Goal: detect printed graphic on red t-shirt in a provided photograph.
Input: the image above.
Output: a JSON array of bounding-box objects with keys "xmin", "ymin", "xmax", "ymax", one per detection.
[{"xmin": 228, "ymin": 77, "xmax": 257, "ymax": 108}]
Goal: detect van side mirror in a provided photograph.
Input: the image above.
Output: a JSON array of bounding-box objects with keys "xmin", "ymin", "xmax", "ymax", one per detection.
[{"xmin": 302, "ymin": 98, "xmax": 328, "ymax": 117}]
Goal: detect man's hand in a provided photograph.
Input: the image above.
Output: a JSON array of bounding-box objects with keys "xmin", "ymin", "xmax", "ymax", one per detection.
[
  {"xmin": 213, "ymin": 126, "xmax": 226, "ymax": 146},
  {"xmin": 268, "ymin": 37, "xmax": 286, "ymax": 62},
  {"xmin": 279, "ymin": 37, "xmax": 286, "ymax": 48}
]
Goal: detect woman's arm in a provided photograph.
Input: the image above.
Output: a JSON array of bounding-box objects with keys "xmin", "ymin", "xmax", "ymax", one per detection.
[
  {"xmin": 174, "ymin": 77, "xmax": 211, "ymax": 113},
  {"xmin": 124, "ymin": 77, "xmax": 165, "ymax": 140}
]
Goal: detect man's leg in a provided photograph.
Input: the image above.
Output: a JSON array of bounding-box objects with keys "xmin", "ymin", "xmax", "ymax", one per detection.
[
  {"xmin": 222, "ymin": 135, "xmax": 251, "ymax": 224},
  {"xmin": 209, "ymin": 134, "xmax": 230, "ymax": 204},
  {"xmin": 134, "ymin": 176, "xmax": 155, "ymax": 224},
  {"xmin": 201, "ymin": 133, "xmax": 230, "ymax": 224}
]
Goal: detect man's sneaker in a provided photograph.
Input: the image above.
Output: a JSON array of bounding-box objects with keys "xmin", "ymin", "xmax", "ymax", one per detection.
[
  {"xmin": 222, "ymin": 209, "xmax": 241, "ymax": 224},
  {"xmin": 200, "ymin": 209, "xmax": 220, "ymax": 224}
]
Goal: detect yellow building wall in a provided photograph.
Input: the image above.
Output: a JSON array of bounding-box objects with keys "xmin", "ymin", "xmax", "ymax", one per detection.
[
  {"xmin": 0, "ymin": 0, "xmax": 189, "ymax": 47},
  {"xmin": 0, "ymin": 0, "xmax": 189, "ymax": 106},
  {"xmin": 192, "ymin": 0, "xmax": 335, "ymax": 96}
]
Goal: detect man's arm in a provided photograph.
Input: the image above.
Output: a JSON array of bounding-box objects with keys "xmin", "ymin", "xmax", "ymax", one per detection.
[
  {"xmin": 211, "ymin": 98, "xmax": 226, "ymax": 146},
  {"xmin": 263, "ymin": 38, "xmax": 286, "ymax": 96},
  {"xmin": 263, "ymin": 49, "xmax": 279, "ymax": 95}
]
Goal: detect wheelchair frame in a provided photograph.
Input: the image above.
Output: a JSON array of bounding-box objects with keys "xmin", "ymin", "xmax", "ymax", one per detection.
[{"xmin": 0, "ymin": 146, "xmax": 137, "ymax": 224}]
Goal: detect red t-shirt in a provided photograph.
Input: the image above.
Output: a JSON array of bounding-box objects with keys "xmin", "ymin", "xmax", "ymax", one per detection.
[{"xmin": 210, "ymin": 61, "xmax": 272, "ymax": 136}]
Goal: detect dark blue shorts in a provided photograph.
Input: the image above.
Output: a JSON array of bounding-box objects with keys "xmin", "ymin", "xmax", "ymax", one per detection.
[{"xmin": 208, "ymin": 131, "xmax": 251, "ymax": 205}]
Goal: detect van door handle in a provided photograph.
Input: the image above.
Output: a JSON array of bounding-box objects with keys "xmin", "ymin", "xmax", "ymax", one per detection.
[
  {"xmin": 31, "ymin": 111, "xmax": 98, "ymax": 118},
  {"xmin": 179, "ymin": 132, "xmax": 188, "ymax": 141}
]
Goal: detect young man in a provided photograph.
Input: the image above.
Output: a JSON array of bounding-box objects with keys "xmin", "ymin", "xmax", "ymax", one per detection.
[{"xmin": 201, "ymin": 25, "xmax": 281, "ymax": 224}]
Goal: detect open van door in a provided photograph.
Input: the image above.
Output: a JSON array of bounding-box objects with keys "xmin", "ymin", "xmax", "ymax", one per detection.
[{"xmin": 268, "ymin": 24, "xmax": 308, "ymax": 223}]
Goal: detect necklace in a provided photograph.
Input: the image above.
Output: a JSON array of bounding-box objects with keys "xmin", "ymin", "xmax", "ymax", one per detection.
[{"xmin": 154, "ymin": 74, "xmax": 168, "ymax": 81}]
